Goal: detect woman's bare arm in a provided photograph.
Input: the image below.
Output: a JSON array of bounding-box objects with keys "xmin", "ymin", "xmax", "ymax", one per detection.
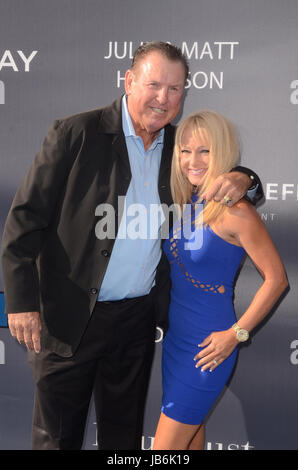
[{"xmin": 195, "ymin": 200, "xmax": 288, "ymax": 371}]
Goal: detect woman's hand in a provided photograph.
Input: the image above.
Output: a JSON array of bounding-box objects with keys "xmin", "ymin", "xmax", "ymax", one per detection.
[{"xmin": 193, "ymin": 329, "xmax": 238, "ymax": 372}]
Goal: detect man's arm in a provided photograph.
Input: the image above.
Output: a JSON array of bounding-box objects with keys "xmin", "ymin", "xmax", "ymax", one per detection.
[
  {"xmin": 1, "ymin": 120, "xmax": 73, "ymax": 351},
  {"xmin": 231, "ymin": 165, "xmax": 263, "ymax": 205},
  {"xmin": 202, "ymin": 166, "xmax": 263, "ymax": 206}
]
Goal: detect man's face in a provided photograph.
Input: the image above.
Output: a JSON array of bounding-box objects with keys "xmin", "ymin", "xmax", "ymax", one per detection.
[{"xmin": 125, "ymin": 52, "xmax": 186, "ymax": 138}]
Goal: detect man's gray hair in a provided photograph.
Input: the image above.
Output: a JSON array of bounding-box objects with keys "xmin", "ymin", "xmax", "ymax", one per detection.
[{"xmin": 131, "ymin": 41, "xmax": 189, "ymax": 82}]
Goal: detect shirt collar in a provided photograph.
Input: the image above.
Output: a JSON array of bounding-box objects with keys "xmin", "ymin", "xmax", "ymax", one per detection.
[{"xmin": 122, "ymin": 95, "xmax": 164, "ymax": 145}]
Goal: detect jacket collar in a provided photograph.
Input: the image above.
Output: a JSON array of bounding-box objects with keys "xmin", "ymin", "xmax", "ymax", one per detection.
[
  {"xmin": 98, "ymin": 95, "xmax": 175, "ymax": 140},
  {"xmin": 98, "ymin": 95, "xmax": 176, "ymax": 181},
  {"xmin": 98, "ymin": 96, "xmax": 123, "ymax": 134}
]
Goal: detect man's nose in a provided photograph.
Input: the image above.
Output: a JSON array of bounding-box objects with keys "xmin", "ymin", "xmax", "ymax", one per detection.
[{"xmin": 157, "ymin": 87, "xmax": 168, "ymax": 104}]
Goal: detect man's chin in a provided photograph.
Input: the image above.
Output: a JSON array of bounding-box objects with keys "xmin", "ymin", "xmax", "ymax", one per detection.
[{"xmin": 146, "ymin": 118, "xmax": 169, "ymax": 134}]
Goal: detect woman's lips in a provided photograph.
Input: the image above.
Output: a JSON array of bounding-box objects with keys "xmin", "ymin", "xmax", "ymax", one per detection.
[{"xmin": 188, "ymin": 169, "xmax": 206, "ymax": 174}]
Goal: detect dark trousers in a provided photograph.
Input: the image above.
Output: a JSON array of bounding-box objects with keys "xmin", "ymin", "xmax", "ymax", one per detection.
[{"xmin": 28, "ymin": 292, "xmax": 157, "ymax": 450}]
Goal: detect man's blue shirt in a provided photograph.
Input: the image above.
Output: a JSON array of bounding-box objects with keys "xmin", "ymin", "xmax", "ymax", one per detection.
[{"xmin": 98, "ymin": 96, "xmax": 165, "ymax": 301}]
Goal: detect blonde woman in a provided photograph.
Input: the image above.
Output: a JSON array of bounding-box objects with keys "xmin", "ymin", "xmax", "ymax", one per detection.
[{"xmin": 153, "ymin": 110, "xmax": 288, "ymax": 450}]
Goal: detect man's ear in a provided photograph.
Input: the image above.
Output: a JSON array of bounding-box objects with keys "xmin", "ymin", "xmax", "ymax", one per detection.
[{"xmin": 124, "ymin": 69, "xmax": 134, "ymax": 95}]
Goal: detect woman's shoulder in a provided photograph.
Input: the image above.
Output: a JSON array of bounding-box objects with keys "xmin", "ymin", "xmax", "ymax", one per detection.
[
  {"xmin": 223, "ymin": 198, "xmax": 263, "ymax": 233},
  {"xmin": 227, "ymin": 198, "xmax": 259, "ymax": 218}
]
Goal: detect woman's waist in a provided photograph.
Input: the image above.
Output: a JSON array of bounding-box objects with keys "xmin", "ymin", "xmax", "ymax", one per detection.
[{"xmin": 168, "ymin": 295, "xmax": 236, "ymax": 325}]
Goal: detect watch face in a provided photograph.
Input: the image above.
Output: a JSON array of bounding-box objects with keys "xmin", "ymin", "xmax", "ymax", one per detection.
[{"xmin": 237, "ymin": 329, "xmax": 249, "ymax": 342}]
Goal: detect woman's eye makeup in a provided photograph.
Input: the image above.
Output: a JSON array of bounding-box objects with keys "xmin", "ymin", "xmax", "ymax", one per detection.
[{"xmin": 180, "ymin": 148, "xmax": 210, "ymax": 154}]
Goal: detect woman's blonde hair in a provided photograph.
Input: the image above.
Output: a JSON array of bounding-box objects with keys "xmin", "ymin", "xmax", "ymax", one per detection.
[{"xmin": 170, "ymin": 110, "xmax": 240, "ymax": 226}]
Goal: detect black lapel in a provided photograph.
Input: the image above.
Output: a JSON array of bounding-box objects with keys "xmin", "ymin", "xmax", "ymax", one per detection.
[
  {"xmin": 159, "ymin": 124, "xmax": 176, "ymax": 186},
  {"xmin": 99, "ymin": 96, "xmax": 131, "ymax": 178}
]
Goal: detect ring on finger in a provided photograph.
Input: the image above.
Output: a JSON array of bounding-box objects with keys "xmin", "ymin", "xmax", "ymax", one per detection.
[
  {"xmin": 223, "ymin": 195, "xmax": 232, "ymax": 205},
  {"xmin": 213, "ymin": 359, "xmax": 218, "ymax": 366}
]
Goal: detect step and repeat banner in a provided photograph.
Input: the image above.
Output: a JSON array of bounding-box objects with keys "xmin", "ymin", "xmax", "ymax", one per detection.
[{"xmin": 0, "ymin": 0, "xmax": 297, "ymax": 450}]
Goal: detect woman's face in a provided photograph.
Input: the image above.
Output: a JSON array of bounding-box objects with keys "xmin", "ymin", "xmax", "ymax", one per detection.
[{"xmin": 179, "ymin": 126, "xmax": 211, "ymax": 187}]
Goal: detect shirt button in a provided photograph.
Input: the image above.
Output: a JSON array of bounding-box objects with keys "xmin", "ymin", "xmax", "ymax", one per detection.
[
  {"xmin": 90, "ymin": 288, "xmax": 98, "ymax": 295},
  {"xmin": 101, "ymin": 249, "xmax": 110, "ymax": 257}
]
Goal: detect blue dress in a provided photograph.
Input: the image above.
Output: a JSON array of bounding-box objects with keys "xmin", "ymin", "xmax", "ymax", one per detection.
[{"xmin": 161, "ymin": 199, "xmax": 245, "ymax": 425}]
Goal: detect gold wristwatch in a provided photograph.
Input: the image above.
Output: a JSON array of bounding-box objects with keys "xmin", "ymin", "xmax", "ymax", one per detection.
[{"xmin": 232, "ymin": 323, "xmax": 249, "ymax": 342}]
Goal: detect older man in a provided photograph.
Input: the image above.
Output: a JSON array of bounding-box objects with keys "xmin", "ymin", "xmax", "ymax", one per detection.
[{"xmin": 1, "ymin": 42, "xmax": 262, "ymax": 450}]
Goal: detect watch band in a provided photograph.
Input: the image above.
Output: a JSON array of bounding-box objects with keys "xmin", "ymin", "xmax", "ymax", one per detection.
[
  {"xmin": 231, "ymin": 323, "xmax": 249, "ymax": 342},
  {"xmin": 230, "ymin": 165, "xmax": 263, "ymax": 204}
]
